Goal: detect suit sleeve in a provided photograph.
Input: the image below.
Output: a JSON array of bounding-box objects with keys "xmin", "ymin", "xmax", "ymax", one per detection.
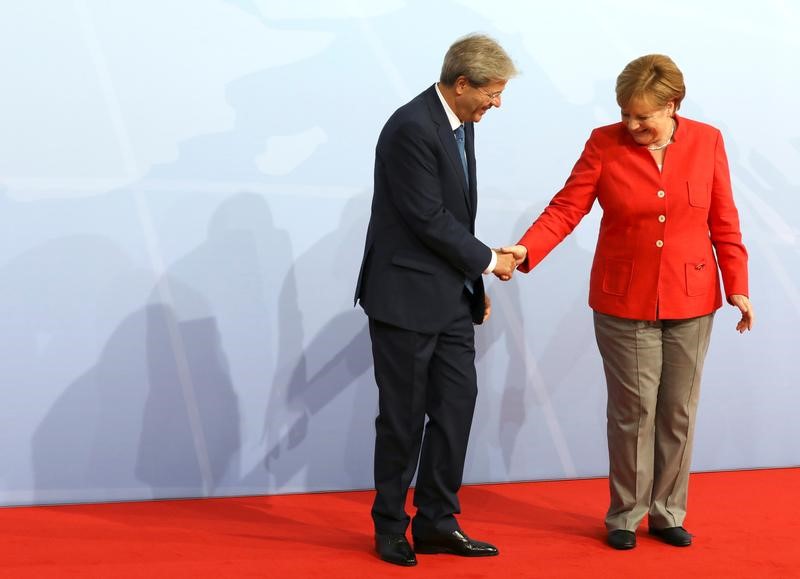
[
  {"xmin": 709, "ymin": 130, "xmax": 749, "ymax": 300},
  {"xmin": 516, "ymin": 130, "xmax": 601, "ymax": 273},
  {"xmin": 381, "ymin": 120, "xmax": 492, "ymax": 279}
]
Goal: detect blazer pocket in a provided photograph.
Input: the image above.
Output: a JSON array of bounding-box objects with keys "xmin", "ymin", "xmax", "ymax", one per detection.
[
  {"xmin": 391, "ymin": 253, "xmax": 435, "ymax": 274},
  {"xmin": 602, "ymin": 258, "xmax": 634, "ymax": 296},
  {"xmin": 687, "ymin": 181, "xmax": 710, "ymax": 208},
  {"xmin": 685, "ymin": 262, "xmax": 709, "ymax": 296}
]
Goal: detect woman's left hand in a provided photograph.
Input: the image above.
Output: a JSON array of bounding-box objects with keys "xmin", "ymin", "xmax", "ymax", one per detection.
[{"xmin": 730, "ymin": 294, "xmax": 754, "ymax": 333}]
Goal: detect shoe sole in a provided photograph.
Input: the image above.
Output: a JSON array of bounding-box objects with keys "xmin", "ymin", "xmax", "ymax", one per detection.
[
  {"xmin": 647, "ymin": 530, "xmax": 692, "ymax": 547},
  {"xmin": 608, "ymin": 542, "xmax": 636, "ymax": 550},
  {"xmin": 414, "ymin": 545, "xmax": 498, "ymax": 557},
  {"xmin": 377, "ymin": 554, "xmax": 417, "ymax": 566}
]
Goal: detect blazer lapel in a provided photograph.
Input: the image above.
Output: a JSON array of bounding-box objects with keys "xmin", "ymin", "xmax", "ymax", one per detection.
[
  {"xmin": 659, "ymin": 114, "xmax": 686, "ymax": 182},
  {"xmin": 438, "ymin": 124, "xmax": 470, "ymax": 196},
  {"xmin": 423, "ymin": 86, "xmax": 471, "ymax": 208},
  {"xmin": 464, "ymin": 121, "xmax": 477, "ymax": 220}
]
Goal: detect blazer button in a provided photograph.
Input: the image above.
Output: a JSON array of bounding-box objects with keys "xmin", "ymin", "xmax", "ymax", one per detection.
[
  {"xmin": 658, "ymin": 214, "xmax": 666, "ymax": 222},
  {"xmin": 657, "ymin": 190, "xmax": 666, "ymax": 198},
  {"xmin": 655, "ymin": 240, "xmax": 664, "ymax": 248}
]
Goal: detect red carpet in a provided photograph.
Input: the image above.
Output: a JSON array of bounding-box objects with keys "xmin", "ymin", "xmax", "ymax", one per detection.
[{"xmin": 1, "ymin": 468, "xmax": 798, "ymax": 578}]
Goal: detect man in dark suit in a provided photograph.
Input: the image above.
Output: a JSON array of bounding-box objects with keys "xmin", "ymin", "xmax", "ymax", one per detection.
[{"xmin": 354, "ymin": 34, "xmax": 518, "ymax": 567}]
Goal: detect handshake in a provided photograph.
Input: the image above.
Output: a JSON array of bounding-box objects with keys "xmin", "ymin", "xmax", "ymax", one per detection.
[{"xmin": 491, "ymin": 245, "xmax": 527, "ymax": 281}]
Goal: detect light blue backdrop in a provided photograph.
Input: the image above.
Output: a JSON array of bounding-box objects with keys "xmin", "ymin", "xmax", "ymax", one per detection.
[{"xmin": 1, "ymin": 1, "xmax": 797, "ymax": 506}]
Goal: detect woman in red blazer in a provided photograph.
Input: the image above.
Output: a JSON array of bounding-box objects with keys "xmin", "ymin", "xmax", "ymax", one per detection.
[{"xmin": 503, "ymin": 55, "xmax": 754, "ymax": 550}]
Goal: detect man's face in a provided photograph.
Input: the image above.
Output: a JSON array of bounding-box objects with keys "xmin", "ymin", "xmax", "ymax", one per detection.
[{"xmin": 455, "ymin": 78, "xmax": 507, "ymax": 123}]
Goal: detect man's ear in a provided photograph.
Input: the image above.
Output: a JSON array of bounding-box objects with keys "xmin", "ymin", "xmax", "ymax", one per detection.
[{"xmin": 454, "ymin": 75, "xmax": 470, "ymax": 95}]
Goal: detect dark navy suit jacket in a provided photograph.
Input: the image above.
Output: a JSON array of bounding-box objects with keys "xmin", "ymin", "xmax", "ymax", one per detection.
[{"xmin": 355, "ymin": 84, "xmax": 492, "ymax": 333}]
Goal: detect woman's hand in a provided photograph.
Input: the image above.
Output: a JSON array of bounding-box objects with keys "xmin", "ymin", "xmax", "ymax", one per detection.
[
  {"xmin": 501, "ymin": 245, "xmax": 528, "ymax": 265},
  {"xmin": 493, "ymin": 245, "xmax": 528, "ymax": 281},
  {"xmin": 730, "ymin": 294, "xmax": 754, "ymax": 333}
]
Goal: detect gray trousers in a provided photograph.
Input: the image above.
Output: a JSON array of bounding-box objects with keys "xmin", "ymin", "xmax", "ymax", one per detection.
[{"xmin": 593, "ymin": 311, "xmax": 714, "ymax": 531}]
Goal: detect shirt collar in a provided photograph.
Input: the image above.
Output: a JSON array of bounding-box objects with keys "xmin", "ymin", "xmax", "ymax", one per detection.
[{"xmin": 435, "ymin": 83, "xmax": 462, "ymax": 131}]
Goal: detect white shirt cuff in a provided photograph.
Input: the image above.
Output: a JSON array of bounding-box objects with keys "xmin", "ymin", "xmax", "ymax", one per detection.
[{"xmin": 483, "ymin": 249, "xmax": 497, "ymax": 275}]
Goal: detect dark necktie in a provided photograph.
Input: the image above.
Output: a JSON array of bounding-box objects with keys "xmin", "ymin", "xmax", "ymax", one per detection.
[
  {"xmin": 454, "ymin": 124, "xmax": 468, "ymax": 184},
  {"xmin": 454, "ymin": 124, "xmax": 474, "ymax": 293}
]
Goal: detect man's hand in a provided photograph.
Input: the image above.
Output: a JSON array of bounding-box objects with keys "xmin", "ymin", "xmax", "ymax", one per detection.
[
  {"xmin": 483, "ymin": 292, "xmax": 492, "ymax": 323},
  {"xmin": 492, "ymin": 251, "xmax": 517, "ymax": 280},
  {"xmin": 501, "ymin": 245, "xmax": 527, "ymax": 266},
  {"xmin": 492, "ymin": 245, "xmax": 527, "ymax": 281}
]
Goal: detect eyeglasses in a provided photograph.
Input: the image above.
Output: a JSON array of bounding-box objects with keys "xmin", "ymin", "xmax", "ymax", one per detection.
[{"xmin": 475, "ymin": 86, "xmax": 503, "ymax": 103}]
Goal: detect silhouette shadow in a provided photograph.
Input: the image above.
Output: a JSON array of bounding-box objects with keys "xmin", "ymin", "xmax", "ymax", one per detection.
[
  {"xmin": 243, "ymin": 193, "xmax": 376, "ymax": 493},
  {"xmin": 20, "ymin": 235, "xmax": 153, "ymax": 503}
]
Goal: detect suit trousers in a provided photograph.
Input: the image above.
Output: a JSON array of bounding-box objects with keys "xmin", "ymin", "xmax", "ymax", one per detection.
[
  {"xmin": 368, "ymin": 291, "xmax": 477, "ymax": 537},
  {"xmin": 593, "ymin": 311, "xmax": 714, "ymax": 531}
]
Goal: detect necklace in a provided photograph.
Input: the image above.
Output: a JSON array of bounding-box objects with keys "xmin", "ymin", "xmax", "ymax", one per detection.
[{"xmin": 646, "ymin": 119, "xmax": 675, "ymax": 151}]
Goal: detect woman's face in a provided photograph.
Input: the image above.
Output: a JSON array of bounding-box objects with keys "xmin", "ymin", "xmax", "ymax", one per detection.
[{"xmin": 621, "ymin": 97, "xmax": 675, "ymax": 146}]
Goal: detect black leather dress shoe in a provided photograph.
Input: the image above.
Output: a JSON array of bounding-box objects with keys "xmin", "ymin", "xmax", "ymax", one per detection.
[
  {"xmin": 648, "ymin": 526, "xmax": 693, "ymax": 546},
  {"xmin": 375, "ymin": 534, "xmax": 417, "ymax": 566},
  {"xmin": 413, "ymin": 530, "xmax": 498, "ymax": 557},
  {"xmin": 607, "ymin": 530, "xmax": 636, "ymax": 550}
]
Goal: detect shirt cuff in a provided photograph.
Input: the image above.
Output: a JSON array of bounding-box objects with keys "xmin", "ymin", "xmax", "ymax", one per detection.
[{"xmin": 483, "ymin": 249, "xmax": 497, "ymax": 275}]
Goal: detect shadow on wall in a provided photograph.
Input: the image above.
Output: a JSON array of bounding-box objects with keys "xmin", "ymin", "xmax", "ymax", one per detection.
[
  {"xmin": 22, "ymin": 236, "xmax": 154, "ymax": 502},
  {"xmin": 472, "ymin": 206, "xmax": 600, "ymax": 478},
  {"xmin": 240, "ymin": 193, "xmax": 376, "ymax": 493},
  {"xmin": 135, "ymin": 305, "xmax": 240, "ymax": 498},
  {"xmin": 23, "ymin": 148, "xmax": 374, "ymax": 501},
  {"xmin": 30, "ymin": 307, "xmax": 150, "ymax": 501},
  {"xmin": 134, "ymin": 191, "xmax": 296, "ymax": 497},
  {"xmin": 29, "ymin": 192, "xmax": 299, "ymax": 502},
  {"xmin": 32, "ymin": 302, "xmax": 240, "ymax": 502}
]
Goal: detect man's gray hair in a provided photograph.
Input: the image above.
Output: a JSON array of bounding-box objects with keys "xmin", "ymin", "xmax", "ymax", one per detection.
[{"xmin": 440, "ymin": 33, "xmax": 518, "ymax": 86}]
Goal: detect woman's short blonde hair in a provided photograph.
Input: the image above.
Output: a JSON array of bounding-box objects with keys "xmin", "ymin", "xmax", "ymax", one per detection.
[
  {"xmin": 440, "ymin": 33, "xmax": 518, "ymax": 86},
  {"xmin": 616, "ymin": 54, "xmax": 685, "ymax": 110}
]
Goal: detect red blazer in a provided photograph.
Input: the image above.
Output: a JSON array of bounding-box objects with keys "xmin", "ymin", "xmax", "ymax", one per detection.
[{"xmin": 517, "ymin": 116, "xmax": 749, "ymax": 321}]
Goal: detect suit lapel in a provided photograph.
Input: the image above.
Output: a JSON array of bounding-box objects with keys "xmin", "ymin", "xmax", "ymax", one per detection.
[
  {"xmin": 437, "ymin": 124, "xmax": 470, "ymax": 196},
  {"xmin": 424, "ymin": 86, "xmax": 472, "ymax": 211},
  {"xmin": 464, "ymin": 121, "xmax": 477, "ymax": 220}
]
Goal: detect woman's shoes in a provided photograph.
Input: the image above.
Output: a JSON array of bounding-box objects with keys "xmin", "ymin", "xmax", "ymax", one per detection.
[
  {"xmin": 608, "ymin": 526, "xmax": 693, "ymax": 549},
  {"xmin": 607, "ymin": 529, "xmax": 636, "ymax": 550},
  {"xmin": 648, "ymin": 526, "xmax": 693, "ymax": 546}
]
